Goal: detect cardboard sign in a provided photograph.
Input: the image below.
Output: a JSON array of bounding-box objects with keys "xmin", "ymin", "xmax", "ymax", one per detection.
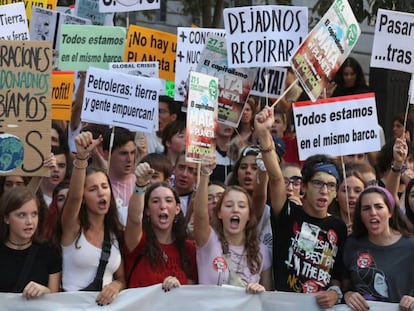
[
  {"xmin": 223, "ymin": 5, "xmax": 308, "ymax": 68},
  {"xmin": 82, "ymin": 67, "xmax": 161, "ymax": 133},
  {"xmin": 74, "ymin": 0, "xmax": 113, "ymax": 26},
  {"xmin": 31, "ymin": 6, "xmax": 91, "ymax": 50},
  {"xmin": 124, "ymin": 25, "xmax": 177, "ymax": 81},
  {"xmin": 51, "ymin": 71, "xmax": 74, "ymax": 121},
  {"xmin": 250, "ymin": 67, "xmax": 287, "ymax": 98},
  {"xmin": 58, "ymin": 24, "xmax": 126, "ymax": 71},
  {"xmin": 0, "ymin": 2, "xmax": 29, "ymax": 40},
  {"xmin": 293, "ymin": 93, "xmax": 381, "ymax": 160},
  {"xmin": 291, "ymin": 0, "xmax": 361, "ymax": 101},
  {"xmin": 98, "ymin": 0, "xmax": 160, "ymax": 13},
  {"xmin": 195, "ymin": 34, "xmax": 257, "ymax": 127},
  {"xmin": 186, "ymin": 71, "xmax": 218, "ymax": 163},
  {"xmin": 0, "ymin": 40, "xmax": 52, "ymax": 176},
  {"xmin": 174, "ymin": 27, "xmax": 225, "ymax": 101},
  {"xmin": 371, "ymin": 9, "xmax": 414, "ymax": 73}
]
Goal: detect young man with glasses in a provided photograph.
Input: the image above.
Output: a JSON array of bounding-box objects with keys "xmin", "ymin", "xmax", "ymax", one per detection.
[{"xmin": 254, "ymin": 106, "xmax": 347, "ymax": 309}]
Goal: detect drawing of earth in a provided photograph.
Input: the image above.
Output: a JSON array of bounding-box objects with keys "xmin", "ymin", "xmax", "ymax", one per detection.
[{"xmin": 0, "ymin": 134, "xmax": 24, "ymax": 173}]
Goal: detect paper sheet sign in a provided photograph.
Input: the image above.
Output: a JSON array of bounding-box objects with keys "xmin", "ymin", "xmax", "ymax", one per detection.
[{"xmin": 293, "ymin": 93, "xmax": 381, "ymax": 160}]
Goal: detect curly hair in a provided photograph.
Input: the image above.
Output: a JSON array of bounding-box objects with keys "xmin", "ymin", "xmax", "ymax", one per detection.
[
  {"xmin": 143, "ymin": 182, "xmax": 193, "ymax": 278},
  {"xmin": 212, "ymin": 185, "xmax": 262, "ymax": 275},
  {"xmin": 75, "ymin": 167, "xmax": 123, "ymax": 247}
]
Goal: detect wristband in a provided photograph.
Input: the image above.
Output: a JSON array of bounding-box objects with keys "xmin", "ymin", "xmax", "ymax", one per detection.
[
  {"xmin": 327, "ymin": 285, "xmax": 343, "ymax": 304},
  {"xmin": 134, "ymin": 184, "xmax": 147, "ymax": 195},
  {"xmin": 391, "ymin": 161, "xmax": 406, "ymax": 173}
]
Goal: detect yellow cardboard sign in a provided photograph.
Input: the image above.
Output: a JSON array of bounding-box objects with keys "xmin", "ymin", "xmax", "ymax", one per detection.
[
  {"xmin": 51, "ymin": 71, "xmax": 74, "ymax": 121},
  {"xmin": 125, "ymin": 25, "xmax": 177, "ymax": 81}
]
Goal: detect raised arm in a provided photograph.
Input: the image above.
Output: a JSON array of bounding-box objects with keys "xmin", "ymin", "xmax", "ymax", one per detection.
[
  {"xmin": 252, "ymin": 166, "xmax": 269, "ymax": 222},
  {"xmin": 193, "ymin": 159, "xmax": 215, "ymax": 247},
  {"xmin": 384, "ymin": 137, "xmax": 407, "ymax": 204},
  {"xmin": 61, "ymin": 131, "xmax": 100, "ymax": 246},
  {"xmin": 124, "ymin": 162, "xmax": 153, "ymax": 252},
  {"xmin": 254, "ymin": 106, "xmax": 286, "ymax": 216}
]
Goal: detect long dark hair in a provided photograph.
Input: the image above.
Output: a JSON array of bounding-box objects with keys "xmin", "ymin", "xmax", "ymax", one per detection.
[
  {"xmin": 334, "ymin": 57, "xmax": 366, "ymax": 88},
  {"xmin": 212, "ymin": 185, "xmax": 262, "ymax": 275},
  {"xmin": 143, "ymin": 182, "xmax": 192, "ymax": 278},
  {"xmin": 0, "ymin": 187, "xmax": 40, "ymax": 243},
  {"xmin": 76, "ymin": 167, "xmax": 123, "ymax": 247},
  {"xmin": 353, "ymin": 187, "xmax": 414, "ymax": 238},
  {"xmin": 404, "ymin": 179, "xmax": 414, "ymax": 226}
]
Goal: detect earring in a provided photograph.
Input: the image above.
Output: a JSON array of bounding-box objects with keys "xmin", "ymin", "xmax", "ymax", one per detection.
[{"xmin": 173, "ymin": 215, "xmax": 178, "ymax": 224}]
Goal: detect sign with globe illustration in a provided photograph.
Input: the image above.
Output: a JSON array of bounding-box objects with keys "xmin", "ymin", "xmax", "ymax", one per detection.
[
  {"xmin": 0, "ymin": 134, "xmax": 24, "ymax": 173},
  {"xmin": 0, "ymin": 40, "xmax": 52, "ymax": 176}
]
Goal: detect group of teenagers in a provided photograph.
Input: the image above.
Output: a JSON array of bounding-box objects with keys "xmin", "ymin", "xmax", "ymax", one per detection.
[
  {"xmin": 1, "ymin": 57, "xmax": 414, "ymax": 311},
  {"xmin": 2, "ymin": 106, "xmax": 414, "ymax": 311}
]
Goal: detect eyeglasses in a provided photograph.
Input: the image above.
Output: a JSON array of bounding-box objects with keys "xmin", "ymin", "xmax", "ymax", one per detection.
[
  {"xmin": 284, "ymin": 176, "xmax": 302, "ymax": 188},
  {"xmin": 310, "ymin": 179, "xmax": 337, "ymax": 192},
  {"xmin": 208, "ymin": 193, "xmax": 223, "ymax": 204}
]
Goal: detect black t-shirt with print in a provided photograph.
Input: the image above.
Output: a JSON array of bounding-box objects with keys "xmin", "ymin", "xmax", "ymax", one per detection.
[{"xmin": 271, "ymin": 200, "xmax": 347, "ymax": 293}]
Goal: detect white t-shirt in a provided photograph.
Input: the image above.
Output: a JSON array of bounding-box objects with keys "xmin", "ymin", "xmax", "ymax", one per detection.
[
  {"xmin": 62, "ymin": 231, "xmax": 121, "ymax": 291},
  {"xmin": 197, "ymin": 229, "xmax": 271, "ymax": 286}
]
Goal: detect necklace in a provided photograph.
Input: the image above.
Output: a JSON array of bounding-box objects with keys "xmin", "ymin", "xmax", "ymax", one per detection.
[
  {"xmin": 162, "ymin": 250, "xmax": 168, "ymax": 262},
  {"xmin": 7, "ymin": 239, "xmax": 32, "ymax": 250}
]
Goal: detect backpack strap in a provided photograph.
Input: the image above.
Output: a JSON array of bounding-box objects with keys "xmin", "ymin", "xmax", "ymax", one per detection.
[{"xmin": 93, "ymin": 226, "xmax": 111, "ymax": 286}]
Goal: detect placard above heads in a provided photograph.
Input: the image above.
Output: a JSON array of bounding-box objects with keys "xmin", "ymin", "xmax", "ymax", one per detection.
[
  {"xmin": 371, "ymin": 9, "xmax": 414, "ymax": 73},
  {"xmin": 186, "ymin": 71, "xmax": 218, "ymax": 163},
  {"xmin": 291, "ymin": 0, "xmax": 361, "ymax": 101},
  {"xmin": 58, "ymin": 24, "xmax": 126, "ymax": 71},
  {"xmin": 223, "ymin": 5, "xmax": 308, "ymax": 68},
  {"xmin": 98, "ymin": 0, "xmax": 160, "ymax": 13},
  {"xmin": 31, "ymin": 6, "xmax": 91, "ymax": 50},
  {"xmin": 125, "ymin": 25, "xmax": 177, "ymax": 81},
  {"xmin": 0, "ymin": 2, "xmax": 29, "ymax": 40},
  {"xmin": 0, "ymin": 40, "xmax": 53, "ymax": 176},
  {"xmin": 81, "ymin": 67, "xmax": 162, "ymax": 133},
  {"xmin": 195, "ymin": 34, "xmax": 257, "ymax": 127},
  {"xmin": 51, "ymin": 71, "xmax": 74, "ymax": 121},
  {"xmin": 174, "ymin": 27, "xmax": 225, "ymax": 101},
  {"xmin": 293, "ymin": 93, "xmax": 381, "ymax": 161},
  {"xmin": 250, "ymin": 67, "xmax": 287, "ymax": 99}
]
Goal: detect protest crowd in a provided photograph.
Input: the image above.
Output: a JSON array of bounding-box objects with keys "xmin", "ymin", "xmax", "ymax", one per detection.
[{"xmin": 2, "ymin": 0, "xmax": 414, "ymax": 310}]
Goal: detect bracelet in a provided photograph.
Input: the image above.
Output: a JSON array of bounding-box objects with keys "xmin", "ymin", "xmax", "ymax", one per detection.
[
  {"xmin": 72, "ymin": 158, "xmax": 88, "ymax": 169},
  {"xmin": 327, "ymin": 285, "xmax": 343, "ymax": 304},
  {"xmin": 136, "ymin": 182, "xmax": 150, "ymax": 188},
  {"xmin": 201, "ymin": 169, "xmax": 213, "ymax": 177},
  {"xmin": 76, "ymin": 154, "xmax": 89, "ymax": 161},
  {"xmin": 134, "ymin": 184, "xmax": 147, "ymax": 195},
  {"xmin": 259, "ymin": 143, "xmax": 275, "ymax": 153},
  {"xmin": 391, "ymin": 161, "xmax": 406, "ymax": 173}
]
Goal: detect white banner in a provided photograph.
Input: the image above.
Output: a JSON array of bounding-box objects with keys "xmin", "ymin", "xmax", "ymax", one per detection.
[
  {"xmin": 108, "ymin": 61, "xmax": 158, "ymax": 78},
  {"xmin": 371, "ymin": 9, "xmax": 414, "ymax": 73},
  {"xmin": 98, "ymin": 0, "xmax": 160, "ymax": 13},
  {"xmin": 174, "ymin": 27, "xmax": 225, "ymax": 101},
  {"xmin": 223, "ymin": 5, "xmax": 308, "ymax": 68},
  {"xmin": 82, "ymin": 67, "xmax": 161, "ymax": 133},
  {"xmin": 0, "ymin": 3, "xmax": 29, "ymax": 40},
  {"xmin": 250, "ymin": 67, "xmax": 287, "ymax": 98},
  {"xmin": 0, "ymin": 285, "xmax": 400, "ymax": 310},
  {"xmin": 293, "ymin": 93, "xmax": 381, "ymax": 161}
]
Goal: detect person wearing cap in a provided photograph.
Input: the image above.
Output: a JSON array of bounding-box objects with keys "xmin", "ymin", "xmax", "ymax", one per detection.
[
  {"xmin": 254, "ymin": 105, "xmax": 347, "ymax": 309},
  {"xmin": 343, "ymin": 186, "xmax": 414, "ymax": 311}
]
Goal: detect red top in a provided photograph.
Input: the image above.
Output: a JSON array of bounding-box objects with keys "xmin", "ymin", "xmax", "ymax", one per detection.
[{"xmin": 124, "ymin": 232, "xmax": 198, "ymax": 288}]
